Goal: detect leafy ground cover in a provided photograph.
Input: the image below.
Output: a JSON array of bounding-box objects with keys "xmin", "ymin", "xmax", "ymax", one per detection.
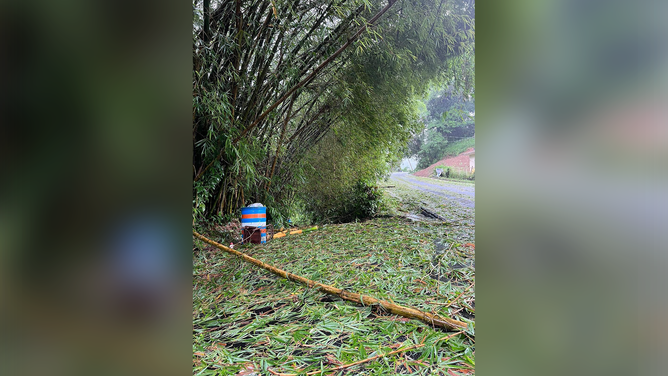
[{"xmin": 193, "ymin": 187, "xmax": 475, "ymax": 375}]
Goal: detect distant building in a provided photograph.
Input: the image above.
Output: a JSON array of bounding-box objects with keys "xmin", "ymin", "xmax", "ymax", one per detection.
[{"xmin": 458, "ymin": 148, "xmax": 475, "ymax": 173}]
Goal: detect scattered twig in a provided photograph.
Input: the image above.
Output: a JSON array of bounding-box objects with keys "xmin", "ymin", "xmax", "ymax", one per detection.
[
  {"xmin": 268, "ymin": 331, "xmax": 464, "ymax": 376},
  {"xmin": 445, "ymin": 281, "xmax": 475, "ymax": 308},
  {"xmin": 425, "ymin": 300, "xmax": 452, "ymax": 306}
]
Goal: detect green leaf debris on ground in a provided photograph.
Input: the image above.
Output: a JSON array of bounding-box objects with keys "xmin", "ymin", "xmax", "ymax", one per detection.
[{"xmin": 193, "ymin": 182, "xmax": 474, "ymax": 375}]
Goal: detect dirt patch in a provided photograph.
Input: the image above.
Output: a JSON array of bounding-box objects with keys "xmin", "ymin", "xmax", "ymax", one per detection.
[{"xmin": 414, "ymin": 147, "xmax": 474, "ymax": 177}]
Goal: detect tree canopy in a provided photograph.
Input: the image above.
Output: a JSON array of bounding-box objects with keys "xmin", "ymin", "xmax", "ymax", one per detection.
[
  {"xmin": 410, "ymin": 85, "xmax": 475, "ymax": 169},
  {"xmin": 193, "ymin": 0, "xmax": 474, "ymax": 224}
]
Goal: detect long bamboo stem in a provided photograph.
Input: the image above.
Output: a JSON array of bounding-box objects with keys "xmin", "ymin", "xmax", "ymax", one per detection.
[
  {"xmin": 193, "ymin": 230, "xmax": 467, "ymax": 331},
  {"xmin": 232, "ymin": 0, "xmax": 400, "ymax": 145}
]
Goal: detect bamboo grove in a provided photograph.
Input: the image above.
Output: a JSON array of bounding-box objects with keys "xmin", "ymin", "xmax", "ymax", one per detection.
[{"xmin": 193, "ymin": 0, "xmax": 474, "ymax": 223}]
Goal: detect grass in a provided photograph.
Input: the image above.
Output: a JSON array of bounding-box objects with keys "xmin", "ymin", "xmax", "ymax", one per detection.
[
  {"xmin": 433, "ymin": 166, "xmax": 474, "ymax": 182},
  {"xmin": 385, "ymin": 176, "xmax": 475, "ymax": 228},
  {"xmin": 441, "ymin": 137, "xmax": 474, "ymax": 159},
  {"xmin": 404, "ymin": 175, "xmax": 474, "ymax": 188},
  {"xmin": 414, "ymin": 137, "xmax": 474, "ymax": 174},
  {"xmin": 193, "ymin": 186, "xmax": 475, "ymax": 375}
]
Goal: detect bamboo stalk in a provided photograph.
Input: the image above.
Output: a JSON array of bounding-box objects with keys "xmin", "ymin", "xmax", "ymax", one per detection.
[
  {"xmin": 193, "ymin": 230, "xmax": 467, "ymax": 331},
  {"xmin": 232, "ymin": 0, "xmax": 400, "ymax": 145},
  {"xmin": 266, "ymin": 93, "xmax": 296, "ymax": 190}
]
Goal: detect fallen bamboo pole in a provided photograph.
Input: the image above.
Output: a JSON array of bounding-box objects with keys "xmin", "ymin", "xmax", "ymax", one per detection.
[
  {"xmin": 271, "ymin": 229, "xmax": 300, "ymax": 239},
  {"xmin": 193, "ymin": 230, "xmax": 467, "ymax": 331},
  {"xmin": 272, "ymin": 226, "xmax": 317, "ymax": 239}
]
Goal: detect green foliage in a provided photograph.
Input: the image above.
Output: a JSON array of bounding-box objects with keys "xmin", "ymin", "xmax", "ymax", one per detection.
[
  {"xmin": 412, "ymin": 85, "xmax": 475, "ymax": 169},
  {"xmin": 302, "ymin": 179, "xmax": 385, "ymax": 223},
  {"xmin": 192, "ymin": 0, "xmax": 475, "ymax": 224},
  {"xmin": 417, "ymin": 136, "xmax": 475, "ymax": 169},
  {"xmin": 417, "ymin": 132, "xmax": 448, "ymax": 169},
  {"xmin": 434, "ymin": 165, "xmax": 474, "ymax": 181},
  {"xmin": 297, "ymin": 126, "xmax": 397, "ymax": 222},
  {"xmin": 333, "ymin": 180, "xmax": 384, "ymax": 222},
  {"xmin": 442, "ymin": 136, "xmax": 475, "ymax": 157}
]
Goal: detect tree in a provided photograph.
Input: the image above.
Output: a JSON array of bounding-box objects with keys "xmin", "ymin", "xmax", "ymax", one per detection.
[
  {"xmin": 192, "ymin": 0, "xmax": 475, "ymax": 224},
  {"xmin": 412, "ymin": 85, "xmax": 475, "ymax": 169}
]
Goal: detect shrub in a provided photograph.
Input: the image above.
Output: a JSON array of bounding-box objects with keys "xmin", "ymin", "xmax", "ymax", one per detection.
[
  {"xmin": 349, "ymin": 180, "xmax": 383, "ymax": 219},
  {"xmin": 305, "ymin": 179, "xmax": 384, "ymax": 223},
  {"xmin": 433, "ymin": 165, "xmax": 474, "ymax": 181}
]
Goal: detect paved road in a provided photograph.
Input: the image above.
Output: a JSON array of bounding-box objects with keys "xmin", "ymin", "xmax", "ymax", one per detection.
[{"xmin": 390, "ymin": 172, "xmax": 475, "ymax": 208}]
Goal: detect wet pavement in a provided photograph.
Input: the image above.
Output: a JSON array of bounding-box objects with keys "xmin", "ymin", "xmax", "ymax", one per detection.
[{"xmin": 390, "ymin": 172, "xmax": 475, "ymax": 208}]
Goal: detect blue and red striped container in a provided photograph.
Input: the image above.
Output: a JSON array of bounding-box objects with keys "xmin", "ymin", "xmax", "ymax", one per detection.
[{"xmin": 241, "ymin": 207, "xmax": 266, "ymax": 244}]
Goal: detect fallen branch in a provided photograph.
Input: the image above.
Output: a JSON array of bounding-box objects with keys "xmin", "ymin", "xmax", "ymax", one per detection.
[
  {"xmin": 268, "ymin": 331, "xmax": 464, "ymax": 376},
  {"xmin": 193, "ymin": 230, "xmax": 467, "ymax": 331},
  {"xmin": 419, "ymin": 206, "xmax": 447, "ymax": 221}
]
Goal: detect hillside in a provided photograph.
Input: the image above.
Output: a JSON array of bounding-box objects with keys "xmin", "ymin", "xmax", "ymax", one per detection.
[{"xmin": 414, "ymin": 147, "xmax": 474, "ymax": 177}]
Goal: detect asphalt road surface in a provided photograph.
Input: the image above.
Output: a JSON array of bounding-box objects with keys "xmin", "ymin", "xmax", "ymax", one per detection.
[{"xmin": 390, "ymin": 172, "xmax": 475, "ymax": 208}]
